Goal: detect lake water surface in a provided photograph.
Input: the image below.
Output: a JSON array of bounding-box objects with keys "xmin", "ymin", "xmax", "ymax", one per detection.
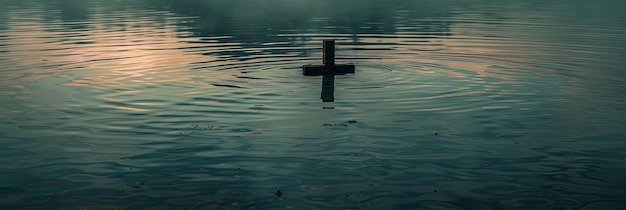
[{"xmin": 1, "ymin": 0, "xmax": 625, "ymax": 209}]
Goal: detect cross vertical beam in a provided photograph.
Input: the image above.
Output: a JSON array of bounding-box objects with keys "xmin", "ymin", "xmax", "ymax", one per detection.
[
  {"xmin": 303, "ymin": 40, "xmax": 355, "ymax": 76},
  {"xmin": 323, "ymin": 39, "xmax": 335, "ymax": 67}
]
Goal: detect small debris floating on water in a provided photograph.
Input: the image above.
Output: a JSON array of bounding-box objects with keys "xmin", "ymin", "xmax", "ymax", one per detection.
[
  {"xmin": 274, "ymin": 187, "xmax": 282, "ymax": 198},
  {"xmin": 434, "ymin": 132, "xmax": 438, "ymax": 136},
  {"xmin": 131, "ymin": 182, "xmax": 145, "ymax": 189},
  {"xmin": 348, "ymin": 120, "xmax": 357, "ymax": 123}
]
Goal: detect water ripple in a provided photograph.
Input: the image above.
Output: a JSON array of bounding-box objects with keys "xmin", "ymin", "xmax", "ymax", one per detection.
[{"xmin": 1, "ymin": 0, "xmax": 625, "ymax": 209}]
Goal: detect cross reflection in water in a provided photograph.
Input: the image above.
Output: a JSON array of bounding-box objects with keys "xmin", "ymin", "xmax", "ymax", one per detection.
[{"xmin": 303, "ymin": 40, "xmax": 355, "ymax": 102}]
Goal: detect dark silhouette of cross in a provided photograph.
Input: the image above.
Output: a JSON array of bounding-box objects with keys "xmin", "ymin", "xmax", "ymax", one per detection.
[
  {"xmin": 303, "ymin": 40, "xmax": 355, "ymax": 76},
  {"xmin": 303, "ymin": 40, "xmax": 355, "ymax": 102}
]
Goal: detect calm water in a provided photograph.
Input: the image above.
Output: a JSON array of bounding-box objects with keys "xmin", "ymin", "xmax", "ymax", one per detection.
[{"xmin": 1, "ymin": 0, "xmax": 625, "ymax": 209}]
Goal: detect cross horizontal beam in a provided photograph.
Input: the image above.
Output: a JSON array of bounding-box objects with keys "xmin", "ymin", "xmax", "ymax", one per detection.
[{"xmin": 302, "ymin": 64, "xmax": 355, "ymax": 76}]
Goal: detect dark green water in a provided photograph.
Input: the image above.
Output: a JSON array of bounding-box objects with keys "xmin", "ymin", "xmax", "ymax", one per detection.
[{"xmin": 1, "ymin": 0, "xmax": 625, "ymax": 209}]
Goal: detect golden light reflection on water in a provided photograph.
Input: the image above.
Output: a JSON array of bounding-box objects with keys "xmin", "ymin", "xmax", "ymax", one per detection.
[{"xmin": 1, "ymin": 8, "xmax": 236, "ymax": 90}]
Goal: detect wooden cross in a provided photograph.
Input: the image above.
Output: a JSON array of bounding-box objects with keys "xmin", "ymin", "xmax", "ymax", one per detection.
[
  {"xmin": 303, "ymin": 40, "xmax": 355, "ymax": 76},
  {"xmin": 302, "ymin": 40, "xmax": 355, "ymax": 102}
]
